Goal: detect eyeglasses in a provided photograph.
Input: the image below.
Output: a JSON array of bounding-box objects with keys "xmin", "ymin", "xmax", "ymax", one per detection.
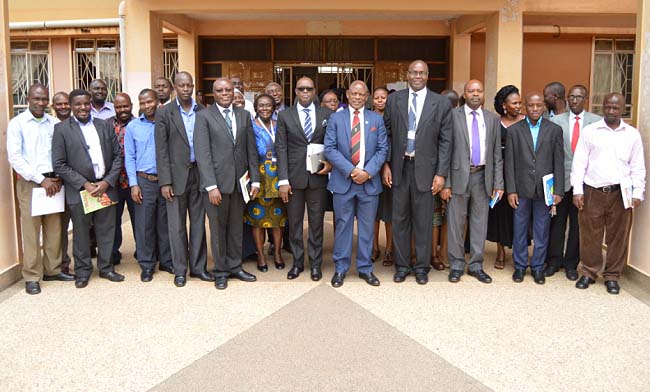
[
  {"xmin": 568, "ymin": 95, "xmax": 585, "ymax": 101},
  {"xmin": 296, "ymin": 86, "xmax": 315, "ymax": 92},
  {"xmin": 408, "ymin": 71, "xmax": 428, "ymax": 77}
]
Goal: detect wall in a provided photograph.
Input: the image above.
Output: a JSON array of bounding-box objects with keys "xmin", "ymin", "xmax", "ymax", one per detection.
[
  {"xmin": 8, "ymin": 0, "xmax": 121, "ymax": 22},
  {"xmin": 469, "ymin": 33, "xmax": 485, "ymax": 86},
  {"xmin": 50, "ymin": 37, "xmax": 72, "ymax": 93}
]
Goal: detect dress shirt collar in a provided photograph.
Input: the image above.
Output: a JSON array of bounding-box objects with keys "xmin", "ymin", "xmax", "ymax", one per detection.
[
  {"xmin": 464, "ymin": 105, "xmax": 483, "ymax": 117},
  {"xmin": 176, "ymin": 98, "xmax": 197, "ymax": 113},
  {"xmin": 408, "ymin": 87, "xmax": 426, "ymax": 98},
  {"xmin": 113, "ymin": 114, "xmax": 134, "ymax": 127},
  {"xmin": 91, "ymin": 101, "xmax": 113, "ymax": 113},
  {"xmin": 596, "ymin": 118, "xmax": 628, "ymax": 132},
  {"xmin": 215, "ymin": 104, "xmax": 234, "ymax": 116},
  {"xmin": 297, "ymin": 102, "xmax": 315, "ymax": 112},
  {"xmin": 525, "ymin": 116, "xmax": 542, "ymax": 129},
  {"xmin": 23, "ymin": 109, "xmax": 53, "ymax": 124},
  {"xmin": 570, "ymin": 110, "xmax": 585, "ymax": 119},
  {"xmin": 139, "ymin": 113, "xmax": 155, "ymax": 124},
  {"xmin": 73, "ymin": 115, "xmax": 93, "ymax": 126}
]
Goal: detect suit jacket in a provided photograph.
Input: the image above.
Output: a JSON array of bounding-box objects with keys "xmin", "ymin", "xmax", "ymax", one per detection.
[
  {"xmin": 550, "ymin": 111, "xmax": 601, "ymax": 192},
  {"xmin": 505, "ymin": 118, "xmax": 565, "ymax": 199},
  {"xmin": 324, "ymin": 108, "xmax": 388, "ymax": 196},
  {"xmin": 52, "ymin": 117, "xmax": 122, "ymax": 205},
  {"xmin": 275, "ymin": 105, "xmax": 333, "ymax": 190},
  {"xmin": 383, "ymin": 88, "xmax": 453, "ymax": 192},
  {"xmin": 194, "ymin": 105, "xmax": 260, "ymax": 194},
  {"xmin": 445, "ymin": 106, "xmax": 503, "ymax": 197},
  {"xmin": 154, "ymin": 101, "xmax": 205, "ymax": 196}
]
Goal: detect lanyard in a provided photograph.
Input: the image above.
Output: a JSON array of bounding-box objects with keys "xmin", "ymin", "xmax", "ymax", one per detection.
[{"xmin": 257, "ymin": 118, "xmax": 276, "ymax": 143}]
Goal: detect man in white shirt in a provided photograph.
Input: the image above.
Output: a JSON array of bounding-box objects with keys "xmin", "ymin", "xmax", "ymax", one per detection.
[
  {"xmin": 572, "ymin": 92, "xmax": 645, "ymax": 294},
  {"xmin": 7, "ymin": 84, "xmax": 74, "ymax": 294}
]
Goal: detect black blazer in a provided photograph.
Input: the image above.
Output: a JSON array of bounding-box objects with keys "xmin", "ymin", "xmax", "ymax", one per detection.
[
  {"xmin": 383, "ymin": 88, "xmax": 453, "ymax": 192},
  {"xmin": 155, "ymin": 101, "xmax": 205, "ymax": 196},
  {"xmin": 505, "ymin": 118, "xmax": 565, "ymax": 199},
  {"xmin": 275, "ymin": 105, "xmax": 333, "ymax": 190},
  {"xmin": 194, "ymin": 105, "xmax": 260, "ymax": 194},
  {"xmin": 52, "ymin": 117, "xmax": 122, "ymax": 205}
]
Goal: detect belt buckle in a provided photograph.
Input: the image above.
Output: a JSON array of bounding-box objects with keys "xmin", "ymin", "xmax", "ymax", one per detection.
[{"xmin": 602, "ymin": 185, "xmax": 612, "ymax": 193}]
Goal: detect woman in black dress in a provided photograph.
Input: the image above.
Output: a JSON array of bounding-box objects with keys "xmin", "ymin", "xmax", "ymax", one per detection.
[{"xmin": 487, "ymin": 85, "xmax": 525, "ymax": 269}]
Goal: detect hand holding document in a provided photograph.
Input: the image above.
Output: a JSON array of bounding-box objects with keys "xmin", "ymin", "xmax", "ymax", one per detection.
[
  {"xmin": 240, "ymin": 171, "xmax": 251, "ymax": 204},
  {"xmin": 31, "ymin": 186, "xmax": 65, "ymax": 216},
  {"xmin": 306, "ymin": 143, "xmax": 325, "ymax": 174},
  {"xmin": 542, "ymin": 174, "xmax": 554, "ymax": 207},
  {"xmin": 80, "ymin": 190, "xmax": 116, "ymax": 214},
  {"xmin": 620, "ymin": 178, "xmax": 634, "ymax": 209}
]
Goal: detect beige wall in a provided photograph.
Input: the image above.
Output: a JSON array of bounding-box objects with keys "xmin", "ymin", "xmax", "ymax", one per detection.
[
  {"xmin": 50, "ymin": 37, "xmax": 72, "ymax": 94},
  {"xmin": 8, "ymin": 0, "xmax": 120, "ymax": 21}
]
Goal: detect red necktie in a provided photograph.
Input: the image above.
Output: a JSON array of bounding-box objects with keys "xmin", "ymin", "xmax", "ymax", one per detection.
[
  {"xmin": 571, "ymin": 115, "xmax": 580, "ymax": 152},
  {"xmin": 351, "ymin": 110, "xmax": 361, "ymax": 166}
]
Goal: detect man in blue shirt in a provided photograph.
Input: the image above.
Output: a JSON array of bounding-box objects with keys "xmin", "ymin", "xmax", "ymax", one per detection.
[{"xmin": 125, "ymin": 89, "xmax": 173, "ymax": 282}]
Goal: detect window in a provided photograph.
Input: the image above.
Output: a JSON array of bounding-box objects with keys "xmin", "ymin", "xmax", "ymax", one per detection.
[
  {"xmin": 163, "ymin": 38, "xmax": 178, "ymax": 82},
  {"xmin": 591, "ymin": 38, "xmax": 634, "ymax": 118},
  {"xmin": 74, "ymin": 38, "xmax": 121, "ymax": 102},
  {"xmin": 10, "ymin": 40, "xmax": 50, "ymax": 116}
]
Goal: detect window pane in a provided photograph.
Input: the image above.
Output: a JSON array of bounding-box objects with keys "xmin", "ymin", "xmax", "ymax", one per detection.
[
  {"xmin": 592, "ymin": 53, "xmax": 612, "ymax": 95},
  {"xmin": 30, "ymin": 41, "xmax": 49, "ymax": 51},
  {"xmin": 616, "ymin": 39, "xmax": 635, "ymax": 51},
  {"xmin": 98, "ymin": 52, "xmax": 121, "ymax": 101},
  {"xmin": 75, "ymin": 39, "xmax": 95, "ymax": 49},
  {"xmin": 594, "ymin": 39, "xmax": 613, "ymax": 51},
  {"xmin": 10, "ymin": 41, "xmax": 28, "ymax": 51}
]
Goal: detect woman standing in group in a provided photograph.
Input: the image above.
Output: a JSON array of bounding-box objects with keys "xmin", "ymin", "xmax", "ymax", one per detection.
[
  {"xmin": 487, "ymin": 85, "xmax": 525, "ymax": 269},
  {"xmin": 244, "ymin": 94, "xmax": 287, "ymax": 271}
]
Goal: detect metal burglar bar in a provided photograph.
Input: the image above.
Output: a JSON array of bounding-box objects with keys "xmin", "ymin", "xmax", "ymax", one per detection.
[
  {"xmin": 74, "ymin": 38, "xmax": 121, "ymax": 102},
  {"xmin": 10, "ymin": 40, "xmax": 50, "ymax": 117}
]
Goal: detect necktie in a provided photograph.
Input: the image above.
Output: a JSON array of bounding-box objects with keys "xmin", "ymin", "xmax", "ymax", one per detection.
[
  {"xmin": 223, "ymin": 109, "xmax": 234, "ymax": 142},
  {"xmin": 471, "ymin": 111, "xmax": 480, "ymax": 165},
  {"xmin": 303, "ymin": 108, "xmax": 313, "ymax": 141},
  {"xmin": 571, "ymin": 115, "xmax": 580, "ymax": 153},
  {"xmin": 351, "ymin": 110, "xmax": 361, "ymax": 166},
  {"xmin": 406, "ymin": 92, "xmax": 417, "ymax": 154}
]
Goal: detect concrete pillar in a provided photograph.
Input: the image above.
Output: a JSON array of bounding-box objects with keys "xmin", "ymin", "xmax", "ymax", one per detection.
[
  {"xmin": 484, "ymin": 5, "xmax": 523, "ymax": 109},
  {"xmin": 0, "ymin": 0, "xmax": 21, "ymax": 290},
  {"xmin": 178, "ymin": 24, "xmax": 197, "ymax": 84},
  {"xmin": 450, "ymin": 21, "xmax": 471, "ymax": 96},
  {"xmin": 627, "ymin": 0, "xmax": 650, "ymax": 277}
]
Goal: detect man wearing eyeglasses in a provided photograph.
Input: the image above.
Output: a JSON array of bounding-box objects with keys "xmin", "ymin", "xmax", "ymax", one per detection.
[
  {"xmin": 275, "ymin": 77, "xmax": 333, "ymax": 281},
  {"xmin": 382, "ymin": 60, "xmax": 453, "ymax": 285}
]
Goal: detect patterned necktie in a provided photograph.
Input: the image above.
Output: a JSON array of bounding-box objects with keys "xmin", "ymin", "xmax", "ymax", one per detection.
[
  {"xmin": 303, "ymin": 108, "xmax": 313, "ymax": 141},
  {"xmin": 223, "ymin": 109, "xmax": 234, "ymax": 142},
  {"xmin": 571, "ymin": 115, "xmax": 580, "ymax": 152},
  {"xmin": 351, "ymin": 110, "xmax": 361, "ymax": 166},
  {"xmin": 406, "ymin": 92, "xmax": 417, "ymax": 154},
  {"xmin": 471, "ymin": 111, "xmax": 480, "ymax": 165}
]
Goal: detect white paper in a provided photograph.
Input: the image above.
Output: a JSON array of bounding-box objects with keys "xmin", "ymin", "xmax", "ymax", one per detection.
[
  {"xmin": 621, "ymin": 177, "xmax": 634, "ymax": 209},
  {"xmin": 306, "ymin": 143, "xmax": 325, "ymax": 174},
  {"xmin": 542, "ymin": 174, "xmax": 554, "ymax": 207},
  {"xmin": 31, "ymin": 186, "xmax": 65, "ymax": 216},
  {"xmin": 240, "ymin": 171, "xmax": 251, "ymax": 204}
]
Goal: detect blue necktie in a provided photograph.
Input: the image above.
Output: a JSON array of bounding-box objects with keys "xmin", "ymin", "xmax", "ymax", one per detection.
[
  {"xmin": 303, "ymin": 108, "xmax": 313, "ymax": 141},
  {"xmin": 224, "ymin": 108, "xmax": 234, "ymax": 143},
  {"xmin": 471, "ymin": 111, "xmax": 480, "ymax": 165},
  {"xmin": 406, "ymin": 92, "xmax": 417, "ymax": 154}
]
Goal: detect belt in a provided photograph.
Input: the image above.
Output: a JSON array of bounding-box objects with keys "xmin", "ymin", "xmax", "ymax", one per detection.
[
  {"xmin": 469, "ymin": 165, "xmax": 485, "ymax": 173},
  {"xmin": 590, "ymin": 184, "xmax": 620, "ymax": 193},
  {"xmin": 404, "ymin": 155, "xmax": 416, "ymax": 161},
  {"xmin": 137, "ymin": 172, "xmax": 158, "ymax": 182},
  {"xmin": 188, "ymin": 162, "xmax": 197, "ymax": 169},
  {"xmin": 41, "ymin": 171, "xmax": 58, "ymax": 179}
]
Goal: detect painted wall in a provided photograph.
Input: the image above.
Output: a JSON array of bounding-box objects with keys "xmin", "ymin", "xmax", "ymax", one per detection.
[
  {"xmin": 8, "ymin": 0, "xmax": 121, "ymax": 22},
  {"xmin": 50, "ymin": 37, "xmax": 72, "ymax": 93}
]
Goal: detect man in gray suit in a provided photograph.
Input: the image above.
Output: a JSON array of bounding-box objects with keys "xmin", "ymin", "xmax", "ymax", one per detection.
[
  {"xmin": 52, "ymin": 89, "xmax": 124, "ymax": 288},
  {"xmin": 440, "ymin": 80, "xmax": 503, "ymax": 284},
  {"xmin": 545, "ymin": 85, "xmax": 601, "ymax": 281},
  {"xmin": 382, "ymin": 60, "xmax": 453, "ymax": 285},
  {"xmin": 275, "ymin": 76, "xmax": 333, "ymax": 281},
  {"xmin": 155, "ymin": 71, "xmax": 210, "ymax": 287}
]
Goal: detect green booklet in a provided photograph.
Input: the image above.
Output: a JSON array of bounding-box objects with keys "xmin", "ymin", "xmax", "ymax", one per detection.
[{"xmin": 80, "ymin": 190, "xmax": 117, "ymax": 214}]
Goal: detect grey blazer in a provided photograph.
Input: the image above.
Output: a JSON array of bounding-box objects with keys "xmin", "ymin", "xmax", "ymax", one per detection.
[
  {"xmin": 505, "ymin": 118, "xmax": 565, "ymax": 199},
  {"xmin": 194, "ymin": 105, "xmax": 259, "ymax": 194},
  {"xmin": 550, "ymin": 111, "xmax": 601, "ymax": 192},
  {"xmin": 383, "ymin": 88, "xmax": 453, "ymax": 192},
  {"xmin": 154, "ymin": 101, "xmax": 205, "ymax": 196},
  {"xmin": 445, "ymin": 105, "xmax": 503, "ymax": 197},
  {"xmin": 52, "ymin": 117, "xmax": 122, "ymax": 205}
]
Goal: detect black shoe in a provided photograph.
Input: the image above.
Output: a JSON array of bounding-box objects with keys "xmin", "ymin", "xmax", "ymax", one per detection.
[
  {"xmin": 274, "ymin": 261, "xmax": 286, "ymax": 270},
  {"xmin": 140, "ymin": 269, "xmax": 154, "ymax": 282},
  {"xmin": 158, "ymin": 264, "xmax": 174, "ymax": 274},
  {"xmin": 512, "ymin": 269, "xmax": 525, "ymax": 283},
  {"xmin": 75, "ymin": 278, "xmax": 89, "ymax": 288},
  {"xmin": 233, "ymin": 270, "xmax": 257, "ymax": 282},
  {"xmin": 257, "ymin": 264, "xmax": 269, "ymax": 272},
  {"xmin": 215, "ymin": 277, "xmax": 228, "ymax": 290},
  {"xmin": 25, "ymin": 281, "xmax": 41, "ymax": 295},
  {"xmin": 415, "ymin": 273, "xmax": 428, "ymax": 285},
  {"xmin": 311, "ymin": 268, "xmax": 322, "ymax": 281},
  {"xmin": 359, "ymin": 272, "xmax": 380, "ymax": 286},
  {"xmin": 393, "ymin": 270, "xmax": 409, "ymax": 283},
  {"xmin": 605, "ymin": 280, "xmax": 620, "ymax": 295},
  {"xmin": 575, "ymin": 276, "xmax": 595, "ymax": 289},
  {"xmin": 565, "ymin": 269, "xmax": 578, "ymax": 281},
  {"xmin": 544, "ymin": 264, "xmax": 559, "ymax": 277},
  {"xmin": 331, "ymin": 272, "xmax": 345, "ymax": 288},
  {"xmin": 99, "ymin": 271, "xmax": 125, "ymax": 282},
  {"xmin": 174, "ymin": 275, "xmax": 186, "ymax": 287},
  {"xmin": 448, "ymin": 270, "xmax": 463, "ymax": 283},
  {"xmin": 532, "ymin": 270, "xmax": 545, "ymax": 285},
  {"xmin": 43, "ymin": 272, "xmax": 75, "ymax": 281},
  {"xmin": 190, "ymin": 271, "xmax": 215, "ymax": 282},
  {"xmin": 468, "ymin": 269, "xmax": 493, "ymax": 284},
  {"xmin": 287, "ymin": 266, "xmax": 304, "ymax": 280}
]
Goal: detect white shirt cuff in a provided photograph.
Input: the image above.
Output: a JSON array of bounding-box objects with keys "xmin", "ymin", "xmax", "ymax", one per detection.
[
  {"xmin": 632, "ymin": 188, "xmax": 645, "ymax": 201},
  {"xmin": 278, "ymin": 179, "xmax": 290, "ymax": 186},
  {"xmin": 33, "ymin": 173, "xmax": 45, "ymax": 185},
  {"xmin": 251, "ymin": 182, "xmax": 260, "ymax": 189},
  {"xmin": 572, "ymin": 183, "xmax": 584, "ymax": 195},
  {"xmin": 206, "ymin": 185, "xmax": 218, "ymax": 191}
]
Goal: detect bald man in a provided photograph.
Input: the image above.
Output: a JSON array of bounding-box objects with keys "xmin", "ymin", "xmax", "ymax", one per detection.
[{"xmin": 89, "ymin": 79, "xmax": 115, "ymax": 119}]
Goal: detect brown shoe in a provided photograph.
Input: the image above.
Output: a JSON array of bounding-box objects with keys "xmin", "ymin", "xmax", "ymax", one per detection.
[
  {"xmin": 383, "ymin": 251, "xmax": 394, "ymax": 267},
  {"xmin": 430, "ymin": 256, "xmax": 445, "ymax": 271}
]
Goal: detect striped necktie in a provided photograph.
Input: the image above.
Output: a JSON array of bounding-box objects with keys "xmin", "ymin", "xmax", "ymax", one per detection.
[
  {"xmin": 303, "ymin": 108, "xmax": 313, "ymax": 141},
  {"xmin": 406, "ymin": 92, "xmax": 417, "ymax": 154},
  {"xmin": 351, "ymin": 110, "xmax": 361, "ymax": 166}
]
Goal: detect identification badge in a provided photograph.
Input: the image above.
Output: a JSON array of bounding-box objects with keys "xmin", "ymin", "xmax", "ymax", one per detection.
[{"xmin": 408, "ymin": 130, "xmax": 416, "ymax": 140}]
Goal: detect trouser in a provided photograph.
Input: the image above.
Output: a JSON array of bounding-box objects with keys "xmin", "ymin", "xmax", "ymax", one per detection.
[
  {"xmin": 69, "ymin": 202, "xmax": 116, "ymax": 279},
  {"xmin": 113, "ymin": 187, "xmax": 135, "ymax": 259},
  {"xmin": 134, "ymin": 176, "xmax": 172, "ymax": 271},
  {"xmin": 513, "ymin": 197, "xmax": 550, "ymax": 271},
  {"xmin": 204, "ymin": 191, "xmax": 245, "ymax": 279},
  {"xmin": 286, "ymin": 186, "xmax": 327, "ymax": 270},
  {"xmin": 546, "ymin": 187, "xmax": 580, "ymax": 270}
]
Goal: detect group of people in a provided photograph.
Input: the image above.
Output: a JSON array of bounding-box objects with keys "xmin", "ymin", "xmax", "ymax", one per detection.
[{"xmin": 8, "ymin": 59, "xmax": 645, "ymax": 296}]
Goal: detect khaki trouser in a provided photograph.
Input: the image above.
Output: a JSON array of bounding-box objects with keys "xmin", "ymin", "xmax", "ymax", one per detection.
[{"xmin": 15, "ymin": 177, "xmax": 63, "ymax": 281}]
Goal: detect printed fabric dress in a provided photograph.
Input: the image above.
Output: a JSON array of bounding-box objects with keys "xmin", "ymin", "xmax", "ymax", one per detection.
[{"xmin": 243, "ymin": 119, "xmax": 287, "ymax": 228}]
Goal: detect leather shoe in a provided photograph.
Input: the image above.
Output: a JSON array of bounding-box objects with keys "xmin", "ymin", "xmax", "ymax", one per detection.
[
  {"xmin": 415, "ymin": 273, "xmax": 428, "ymax": 285},
  {"xmin": 233, "ymin": 270, "xmax": 257, "ymax": 282},
  {"xmin": 43, "ymin": 272, "xmax": 75, "ymax": 281},
  {"xmin": 359, "ymin": 272, "xmax": 380, "ymax": 286},
  {"xmin": 287, "ymin": 266, "xmax": 304, "ymax": 280},
  {"xmin": 512, "ymin": 269, "xmax": 525, "ymax": 283},
  {"xmin": 448, "ymin": 270, "xmax": 463, "ymax": 283},
  {"xmin": 75, "ymin": 278, "xmax": 89, "ymax": 288},
  {"xmin": 393, "ymin": 270, "xmax": 409, "ymax": 283},
  {"xmin": 215, "ymin": 277, "xmax": 228, "ymax": 290},
  {"xmin": 565, "ymin": 269, "xmax": 578, "ymax": 281},
  {"xmin": 544, "ymin": 264, "xmax": 559, "ymax": 277},
  {"xmin": 190, "ymin": 271, "xmax": 215, "ymax": 282},
  {"xmin": 468, "ymin": 269, "xmax": 492, "ymax": 284},
  {"xmin": 575, "ymin": 276, "xmax": 595, "ymax": 289},
  {"xmin": 331, "ymin": 272, "xmax": 345, "ymax": 288},
  {"xmin": 605, "ymin": 280, "xmax": 620, "ymax": 295},
  {"xmin": 140, "ymin": 269, "xmax": 154, "ymax": 282},
  {"xmin": 532, "ymin": 269, "xmax": 545, "ymax": 284},
  {"xmin": 430, "ymin": 257, "xmax": 445, "ymax": 271},
  {"xmin": 99, "ymin": 271, "xmax": 125, "ymax": 282},
  {"xmin": 274, "ymin": 261, "xmax": 286, "ymax": 270},
  {"xmin": 174, "ymin": 275, "xmax": 186, "ymax": 287},
  {"xmin": 257, "ymin": 264, "xmax": 268, "ymax": 272},
  {"xmin": 25, "ymin": 281, "xmax": 41, "ymax": 295},
  {"xmin": 158, "ymin": 264, "xmax": 174, "ymax": 274},
  {"xmin": 310, "ymin": 268, "xmax": 322, "ymax": 281}
]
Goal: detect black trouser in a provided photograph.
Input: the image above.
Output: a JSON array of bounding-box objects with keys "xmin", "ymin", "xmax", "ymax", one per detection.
[
  {"xmin": 546, "ymin": 187, "xmax": 580, "ymax": 271},
  {"xmin": 135, "ymin": 175, "xmax": 172, "ymax": 271}
]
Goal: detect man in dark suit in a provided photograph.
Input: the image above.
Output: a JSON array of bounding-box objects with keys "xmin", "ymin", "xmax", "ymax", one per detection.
[
  {"xmin": 275, "ymin": 76, "xmax": 333, "ymax": 281},
  {"xmin": 155, "ymin": 71, "xmax": 210, "ymax": 287},
  {"xmin": 194, "ymin": 78, "xmax": 260, "ymax": 290},
  {"xmin": 52, "ymin": 89, "xmax": 124, "ymax": 288},
  {"xmin": 440, "ymin": 80, "xmax": 503, "ymax": 284},
  {"xmin": 324, "ymin": 80, "xmax": 388, "ymax": 287},
  {"xmin": 382, "ymin": 60, "xmax": 453, "ymax": 285},
  {"xmin": 505, "ymin": 92, "xmax": 564, "ymax": 284}
]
